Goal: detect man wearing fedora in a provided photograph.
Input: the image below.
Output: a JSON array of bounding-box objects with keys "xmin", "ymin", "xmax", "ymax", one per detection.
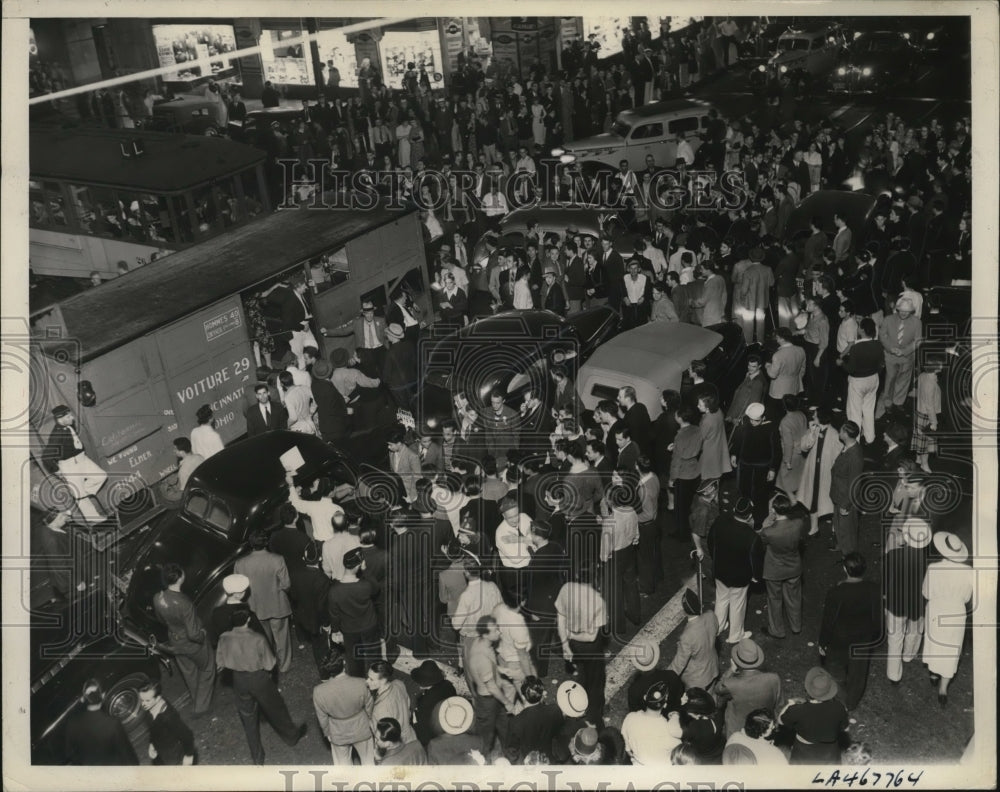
[
  {"xmin": 667, "ymin": 589, "xmax": 720, "ymax": 691},
  {"xmin": 779, "ymin": 666, "xmax": 849, "ymax": 764},
  {"xmin": 819, "ymin": 552, "xmax": 881, "ymax": 711},
  {"xmin": 353, "ymin": 298, "xmax": 387, "ymax": 379},
  {"xmin": 708, "ymin": 497, "xmax": 760, "ymax": 645},
  {"xmin": 382, "ymin": 323, "xmax": 418, "ymax": 410},
  {"xmin": 759, "ymin": 493, "xmax": 806, "ymax": 639},
  {"xmin": 43, "ymin": 405, "xmax": 108, "ymax": 523},
  {"xmin": 715, "ymin": 638, "xmax": 782, "ymax": 738},
  {"xmin": 310, "ymin": 358, "xmax": 350, "ymax": 444},
  {"xmin": 877, "ymin": 296, "xmax": 922, "ymax": 420},
  {"xmin": 427, "ymin": 696, "xmax": 480, "ymax": 764},
  {"xmin": 412, "ymin": 660, "xmax": 456, "ymax": 747},
  {"xmin": 883, "ymin": 518, "xmax": 930, "ymax": 684},
  {"xmin": 551, "ymin": 680, "xmax": 590, "ymax": 764},
  {"xmin": 313, "ymin": 645, "xmax": 375, "ymax": 765}
]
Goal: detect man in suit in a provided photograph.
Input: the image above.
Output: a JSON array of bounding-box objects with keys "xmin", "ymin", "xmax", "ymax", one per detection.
[
  {"xmin": 599, "ymin": 236, "xmax": 626, "ymax": 312},
  {"xmin": 621, "ymin": 259, "xmax": 652, "ymax": 330},
  {"xmin": 386, "ymin": 507, "xmax": 436, "ymax": 659},
  {"xmin": 819, "ymin": 552, "xmax": 882, "ymax": 711},
  {"xmin": 387, "ymin": 426, "xmax": 421, "ymax": 503},
  {"xmin": 43, "ymin": 405, "xmax": 107, "ymax": 523},
  {"xmin": 830, "ymin": 421, "xmax": 865, "ymax": 557},
  {"xmin": 758, "ymin": 494, "xmax": 806, "ymax": 639},
  {"xmin": 310, "ymin": 360, "xmax": 350, "ymax": 444},
  {"xmin": 382, "ymin": 323, "xmax": 418, "ymax": 410},
  {"xmin": 617, "ymin": 386, "xmax": 652, "ymax": 459},
  {"xmin": 353, "ymin": 299, "xmax": 387, "ymax": 379},
  {"xmin": 234, "ymin": 530, "xmax": 294, "ymax": 674},
  {"xmin": 63, "ymin": 679, "xmax": 140, "ymax": 765},
  {"xmin": 272, "ymin": 279, "xmax": 318, "ymax": 370},
  {"xmin": 483, "ymin": 390, "xmax": 519, "ymax": 470},
  {"xmin": 765, "ymin": 328, "xmax": 806, "ymax": 417},
  {"xmin": 416, "ymin": 431, "xmax": 445, "ymax": 472},
  {"xmin": 877, "ymin": 297, "xmax": 922, "ymax": 419},
  {"xmin": 245, "ymin": 383, "xmax": 288, "ymax": 437},
  {"xmin": 832, "ymin": 212, "xmax": 853, "ymax": 272},
  {"xmin": 613, "ymin": 426, "xmax": 640, "ymax": 473},
  {"xmin": 550, "ymin": 365, "xmax": 580, "ymax": 422},
  {"xmin": 714, "ymin": 639, "xmax": 782, "ymax": 738},
  {"xmin": 708, "ymin": 498, "xmax": 760, "ymax": 645},
  {"xmin": 690, "ymin": 260, "xmax": 727, "ymax": 327},
  {"xmin": 313, "ymin": 646, "xmax": 375, "ymax": 765},
  {"xmin": 803, "ymin": 215, "xmax": 828, "ymax": 274},
  {"xmin": 151, "ymin": 564, "xmax": 216, "ymax": 715},
  {"xmin": 667, "ymin": 589, "xmax": 720, "ymax": 690},
  {"xmin": 522, "ymin": 520, "xmax": 569, "ymax": 678},
  {"xmin": 541, "ymin": 268, "xmax": 567, "ymax": 316}
]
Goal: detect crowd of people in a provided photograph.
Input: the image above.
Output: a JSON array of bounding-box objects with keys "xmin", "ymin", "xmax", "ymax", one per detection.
[{"xmin": 44, "ymin": 16, "xmax": 976, "ymax": 770}]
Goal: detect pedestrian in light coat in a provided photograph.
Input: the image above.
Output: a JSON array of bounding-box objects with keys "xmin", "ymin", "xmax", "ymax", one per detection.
[{"xmin": 235, "ymin": 530, "xmax": 294, "ymax": 674}]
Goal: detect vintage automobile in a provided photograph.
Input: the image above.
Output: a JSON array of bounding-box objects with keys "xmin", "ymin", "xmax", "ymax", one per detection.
[
  {"xmin": 229, "ymin": 106, "xmax": 307, "ymax": 145},
  {"xmin": 411, "ymin": 307, "xmax": 619, "ymax": 446},
  {"xmin": 561, "ymin": 98, "xmax": 716, "ymax": 170},
  {"xmin": 147, "ymin": 94, "xmax": 227, "ymax": 136},
  {"xmin": 470, "ymin": 207, "xmax": 636, "ymax": 269},
  {"xmin": 829, "ymin": 31, "xmax": 921, "ymax": 95},
  {"xmin": 576, "ymin": 320, "xmax": 749, "ymax": 419},
  {"xmin": 758, "ymin": 22, "xmax": 846, "ymax": 84},
  {"xmin": 119, "ymin": 431, "xmax": 394, "ymax": 645}
]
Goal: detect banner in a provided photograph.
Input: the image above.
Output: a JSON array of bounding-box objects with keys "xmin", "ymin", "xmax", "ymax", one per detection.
[
  {"xmin": 441, "ymin": 18, "xmax": 465, "ymax": 76},
  {"xmin": 151, "ymin": 23, "xmax": 237, "ymax": 81},
  {"xmin": 380, "ymin": 29, "xmax": 443, "ymax": 90}
]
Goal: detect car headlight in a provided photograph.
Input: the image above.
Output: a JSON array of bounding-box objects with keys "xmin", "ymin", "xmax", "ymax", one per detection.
[
  {"xmin": 926, "ymin": 32, "xmax": 935, "ymax": 41},
  {"xmin": 758, "ymin": 64, "xmax": 766, "ymax": 72},
  {"xmin": 903, "ymin": 32, "xmax": 911, "ymax": 40},
  {"xmin": 780, "ymin": 64, "xmax": 788, "ymax": 73},
  {"xmin": 854, "ymin": 31, "xmax": 862, "ymax": 39},
  {"xmin": 837, "ymin": 67, "xmax": 846, "ymax": 75},
  {"xmin": 862, "ymin": 67, "xmax": 872, "ymax": 76}
]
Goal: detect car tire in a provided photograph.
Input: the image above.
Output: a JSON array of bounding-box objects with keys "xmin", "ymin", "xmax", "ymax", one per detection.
[{"xmin": 105, "ymin": 671, "xmax": 154, "ymax": 743}]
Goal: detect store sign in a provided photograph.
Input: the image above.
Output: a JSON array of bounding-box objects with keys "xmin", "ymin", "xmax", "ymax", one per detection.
[
  {"xmin": 151, "ymin": 23, "xmax": 237, "ymax": 81},
  {"xmin": 491, "ymin": 32, "xmax": 519, "ymax": 72},
  {"xmin": 203, "ymin": 307, "xmax": 242, "ymax": 343},
  {"xmin": 511, "ymin": 17, "xmax": 539, "ymax": 32}
]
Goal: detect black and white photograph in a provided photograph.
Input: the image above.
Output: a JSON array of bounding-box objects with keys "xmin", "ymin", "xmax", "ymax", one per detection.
[{"xmin": 2, "ymin": 2, "xmax": 997, "ymax": 790}]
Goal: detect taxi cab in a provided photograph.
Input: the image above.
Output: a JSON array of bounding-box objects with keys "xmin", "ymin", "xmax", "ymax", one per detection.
[{"xmin": 759, "ymin": 22, "xmax": 846, "ymax": 81}]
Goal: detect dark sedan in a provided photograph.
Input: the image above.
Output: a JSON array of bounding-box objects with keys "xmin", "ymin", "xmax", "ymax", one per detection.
[
  {"xmin": 412, "ymin": 307, "xmax": 619, "ymax": 446},
  {"xmin": 829, "ymin": 31, "xmax": 921, "ymax": 94}
]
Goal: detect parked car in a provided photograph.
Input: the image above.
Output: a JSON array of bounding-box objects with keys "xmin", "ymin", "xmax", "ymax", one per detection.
[
  {"xmin": 230, "ymin": 107, "xmax": 306, "ymax": 145},
  {"xmin": 576, "ymin": 320, "xmax": 749, "ymax": 419},
  {"xmin": 471, "ymin": 207, "xmax": 636, "ymax": 268},
  {"xmin": 119, "ymin": 431, "xmax": 394, "ymax": 645},
  {"xmin": 147, "ymin": 94, "xmax": 226, "ymax": 136},
  {"xmin": 760, "ymin": 22, "xmax": 846, "ymax": 84},
  {"xmin": 829, "ymin": 31, "xmax": 921, "ymax": 95},
  {"xmin": 411, "ymin": 307, "xmax": 619, "ymax": 445},
  {"xmin": 562, "ymin": 98, "xmax": 716, "ymax": 170}
]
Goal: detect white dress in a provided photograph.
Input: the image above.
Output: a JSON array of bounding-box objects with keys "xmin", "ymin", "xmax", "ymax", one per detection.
[
  {"xmin": 922, "ymin": 559, "xmax": 973, "ymax": 677},
  {"xmin": 395, "ymin": 122, "xmax": 412, "ymax": 168},
  {"xmin": 531, "ymin": 104, "xmax": 546, "ymax": 147}
]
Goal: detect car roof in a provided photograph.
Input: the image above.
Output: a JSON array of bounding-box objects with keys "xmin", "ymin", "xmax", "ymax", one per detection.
[
  {"xmin": 498, "ymin": 206, "xmax": 606, "ymax": 234},
  {"xmin": 781, "ymin": 24, "xmax": 836, "ymax": 39},
  {"xmin": 581, "ymin": 322, "xmax": 723, "ymax": 384},
  {"xmin": 152, "ymin": 94, "xmax": 215, "ymax": 111},
  {"xmin": 621, "ymin": 98, "xmax": 710, "ymax": 120},
  {"xmin": 446, "ymin": 309, "xmax": 575, "ymax": 343},
  {"xmin": 188, "ymin": 430, "xmax": 346, "ymax": 501}
]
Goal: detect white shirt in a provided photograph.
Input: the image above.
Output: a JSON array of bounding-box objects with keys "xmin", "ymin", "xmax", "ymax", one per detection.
[
  {"xmin": 641, "ymin": 246, "xmax": 667, "ymax": 278},
  {"xmin": 394, "ymin": 300, "xmax": 419, "ymax": 328},
  {"xmin": 676, "ymin": 139, "xmax": 695, "ymax": 166},
  {"xmin": 726, "ymin": 730, "xmax": 789, "ymax": 765},
  {"xmin": 287, "ymin": 366, "xmax": 312, "ymax": 389},
  {"xmin": 668, "ymin": 246, "xmax": 693, "ymax": 275},
  {"xmin": 321, "ymin": 531, "xmax": 362, "ymax": 581},
  {"xmin": 452, "ymin": 579, "xmax": 504, "ymax": 637},
  {"xmin": 288, "ymin": 488, "xmax": 345, "ymax": 542},
  {"xmin": 624, "ymin": 273, "xmax": 648, "ymax": 304},
  {"xmin": 515, "ymin": 156, "xmax": 536, "ymax": 174},
  {"xmin": 190, "ymin": 424, "xmax": 224, "ymax": 459},
  {"xmin": 622, "ymin": 710, "xmax": 682, "ymax": 765},
  {"xmin": 836, "ymin": 315, "xmax": 859, "ymax": 355},
  {"xmin": 482, "ymin": 192, "xmax": 509, "ymax": 217},
  {"xmin": 495, "ymin": 513, "xmax": 533, "ymax": 569},
  {"xmin": 491, "ymin": 603, "xmax": 532, "ymax": 673}
]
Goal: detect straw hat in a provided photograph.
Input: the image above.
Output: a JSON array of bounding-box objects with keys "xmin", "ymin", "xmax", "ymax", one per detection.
[
  {"xmin": 804, "ymin": 666, "xmax": 838, "ymax": 701},
  {"xmin": 556, "ymin": 680, "xmax": 589, "ymax": 718},
  {"xmin": 932, "ymin": 531, "xmax": 968, "ymax": 562},
  {"xmin": 436, "ymin": 696, "xmax": 474, "ymax": 735},
  {"xmin": 630, "ymin": 638, "xmax": 660, "ymax": 672}
]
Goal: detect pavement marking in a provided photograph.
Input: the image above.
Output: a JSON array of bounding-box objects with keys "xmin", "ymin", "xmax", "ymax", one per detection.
[{"xmin": 604, "ymin": 573, "xmax": 697, "ymax": 700}]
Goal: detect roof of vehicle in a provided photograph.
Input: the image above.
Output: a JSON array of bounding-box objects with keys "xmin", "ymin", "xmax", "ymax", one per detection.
[
  {"xmin": 621, "ymin": 98, "xmax": 710, "ymax": 120},
  {"xmin": 442, "ymin": 309, "xmax": 577, "ymax": 345},
  {"xmin": 781, "ymin": 22, "xmax": 839, "ymax": 38},
  {"xmin": 151, "ymin": 94, "xmax": 218, "ymax": 113},
  {"xmin": 187, "ymin": 430, "xmax": 348, "ymax": 502},
  {"xmin": 580, "ymin": 321, "xmax": 723, "ymax": 385},
  {"xmin": 41, "ymin": 203, "xmax": 417, "ymax": 361},
  {"xmin": 29, "ymin": 127, "xmax": 264, "ymax": 193},
  {"xmin": 497, "ymin": 206, "xmax": 607, "ymax": 234}
]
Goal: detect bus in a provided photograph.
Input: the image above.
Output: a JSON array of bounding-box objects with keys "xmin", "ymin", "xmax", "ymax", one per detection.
[
  {"xmin": 29, "ymin": 126, "xmax": 270, "ymax": 286},
  {"xmin": 27, "ymin": 201, "xmax": 431, "ymax": 519}
]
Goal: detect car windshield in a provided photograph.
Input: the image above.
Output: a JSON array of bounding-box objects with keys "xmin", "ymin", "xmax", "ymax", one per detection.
[
  {"xmin": 856, "ymin": 35, "xmax": 902, "ymax": 52},
  {"xmin": 778, "ymin": 38, "xmax": 810, "ymax": 52},
  {"xmin": 611, "ymin": 120, "xmax": 632, "ymax": 138}
]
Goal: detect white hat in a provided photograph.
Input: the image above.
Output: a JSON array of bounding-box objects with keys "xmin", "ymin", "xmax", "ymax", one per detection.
[
  {"xmin": 437, "ymin": 696, "xmax": 474, "ymax": 735},
  {"xmin": 745, "ymin": 402, "xmax": 766, "ymax": 421},
  {"xmin": 932, "ymin": 531, "xmax": 968, "ymax": 562},
  {"xmin": 895, "ymin": 296, "xmax": 916, "ymax": 312},
  {"xmin": 222, "ymin": 574, "xmax": 250, "ymax": 595},
  {"xmin": 630, "ymin": 638, "xmax": 660, "ymax": 672},
  {"xmin": 903, "ymin": 518, "xmax": 932, "ymax": 549},
  {"xmin": 556, "ymin": 680, "xmax": 589, "ymax": 718}
]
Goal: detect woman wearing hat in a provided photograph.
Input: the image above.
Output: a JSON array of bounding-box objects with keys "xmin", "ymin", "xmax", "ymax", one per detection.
[
  {"xmin": 679, "ymin": 687, "xmax": 726, "ymax": 764},
  {"xmin": 779, "ymin": 667, "xmax": 849, "ymax": 764},
  {"xmin": 883, "ymin": 518, "xmax": 930, "ymax": 684},
  {"xmin": 922, "ymin": 532, "xmax": 973, "ymax": 705}
]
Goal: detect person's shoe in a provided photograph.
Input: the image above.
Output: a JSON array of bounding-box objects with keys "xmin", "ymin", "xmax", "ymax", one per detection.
[
  {"xmin": 889, "ymin": 679, "xmax": 901, "ymax": 686},
  {"xmin": 938, "ymin": 693, "xmax": 948, "ymax": 707},
  {"xmin": 727, "ymin": 630, "xmax": 753, "ymax": 644},
  {"xmin": 762, "ymin": 627, "xmax": 786, "ymax": 640},
  {"xmin": 929, "ymin": 672, "xmax": 942, "ymax": 686},
  {"xmin": 808, "ymin": 526, "xmax": 819, "ymax": 537}
]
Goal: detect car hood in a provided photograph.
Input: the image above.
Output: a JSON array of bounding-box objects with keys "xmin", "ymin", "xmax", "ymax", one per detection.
[
  {"xmin": 842, "ymin": 52, "xmax": 897, "ymax": 69},
  {"xmin": 770, "ymin": 50, "xmax": 809, "ymax": 66},
  {"xmin": 565, "ymin": 133, "xmax": 626, "ymax": 152},
  {"xmin": 123, "ymin": 512, "xmax": 238, "ymax": 637}
]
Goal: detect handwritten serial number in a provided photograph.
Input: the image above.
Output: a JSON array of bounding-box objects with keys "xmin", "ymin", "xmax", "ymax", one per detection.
[{"xmin": 812, "ymin": 770, "xmax": 925, "ymax": 788}]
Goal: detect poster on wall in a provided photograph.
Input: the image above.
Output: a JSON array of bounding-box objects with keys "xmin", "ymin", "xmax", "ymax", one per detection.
[
  {"xmin": 583, "ymin": 15, "xmax": 630, "ymax": 57},
  {"xmin": 491, "ymin": 31, "xmax": 519, "ymax": 74},
  {"xmin": 441, "ymin": 18, "xmax": 465, "ymax": 76},
  {"xmin": 316, "ymin": 28, "xmax": 359, "ymax": 88},
  {"xmin": 151, "ymin": 23, "xmax": 237, "ymax": 81},
  {"xmin": 379, "ymin": 30, "xmax": 443, "ymax": 90},
  {"xmin": 260, "ymin": 28, "xmax": 314, "ymax": 86}
]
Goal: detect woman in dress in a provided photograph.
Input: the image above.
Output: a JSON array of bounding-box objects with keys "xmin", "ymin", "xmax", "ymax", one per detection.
[
  {"xmin": 776, "ymin": 394, "xmax": 808, "ymax": 499},
  {"xmin": 912, "ymin": 362, "xmax": 941, "ymax": 473},
  {"xmin": 696, "ymin": 391, "xmax": 732, "ymax": 489},
  {"xmin": 531, "ymin": 97, "xmax": 547, "ymax": 149},
  {"xmin": 512, "ymin": 264, "xmax": 534, "ymax": 310},
  {"xmin": 395, "ymin": 116, "xmax": 412, "ymax": 169},
  {"xmin": 922, "ymin": 532, "xmax": 974, "ymax": 706},
  {"xmin": 408, "ymin": 113, "xmax": 426, "ymax": 169}
]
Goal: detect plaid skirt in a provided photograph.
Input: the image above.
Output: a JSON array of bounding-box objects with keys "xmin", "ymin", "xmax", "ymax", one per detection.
[{"xmin": 911, "ymin": 411, "xmax": 937, "ymax": 454}]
